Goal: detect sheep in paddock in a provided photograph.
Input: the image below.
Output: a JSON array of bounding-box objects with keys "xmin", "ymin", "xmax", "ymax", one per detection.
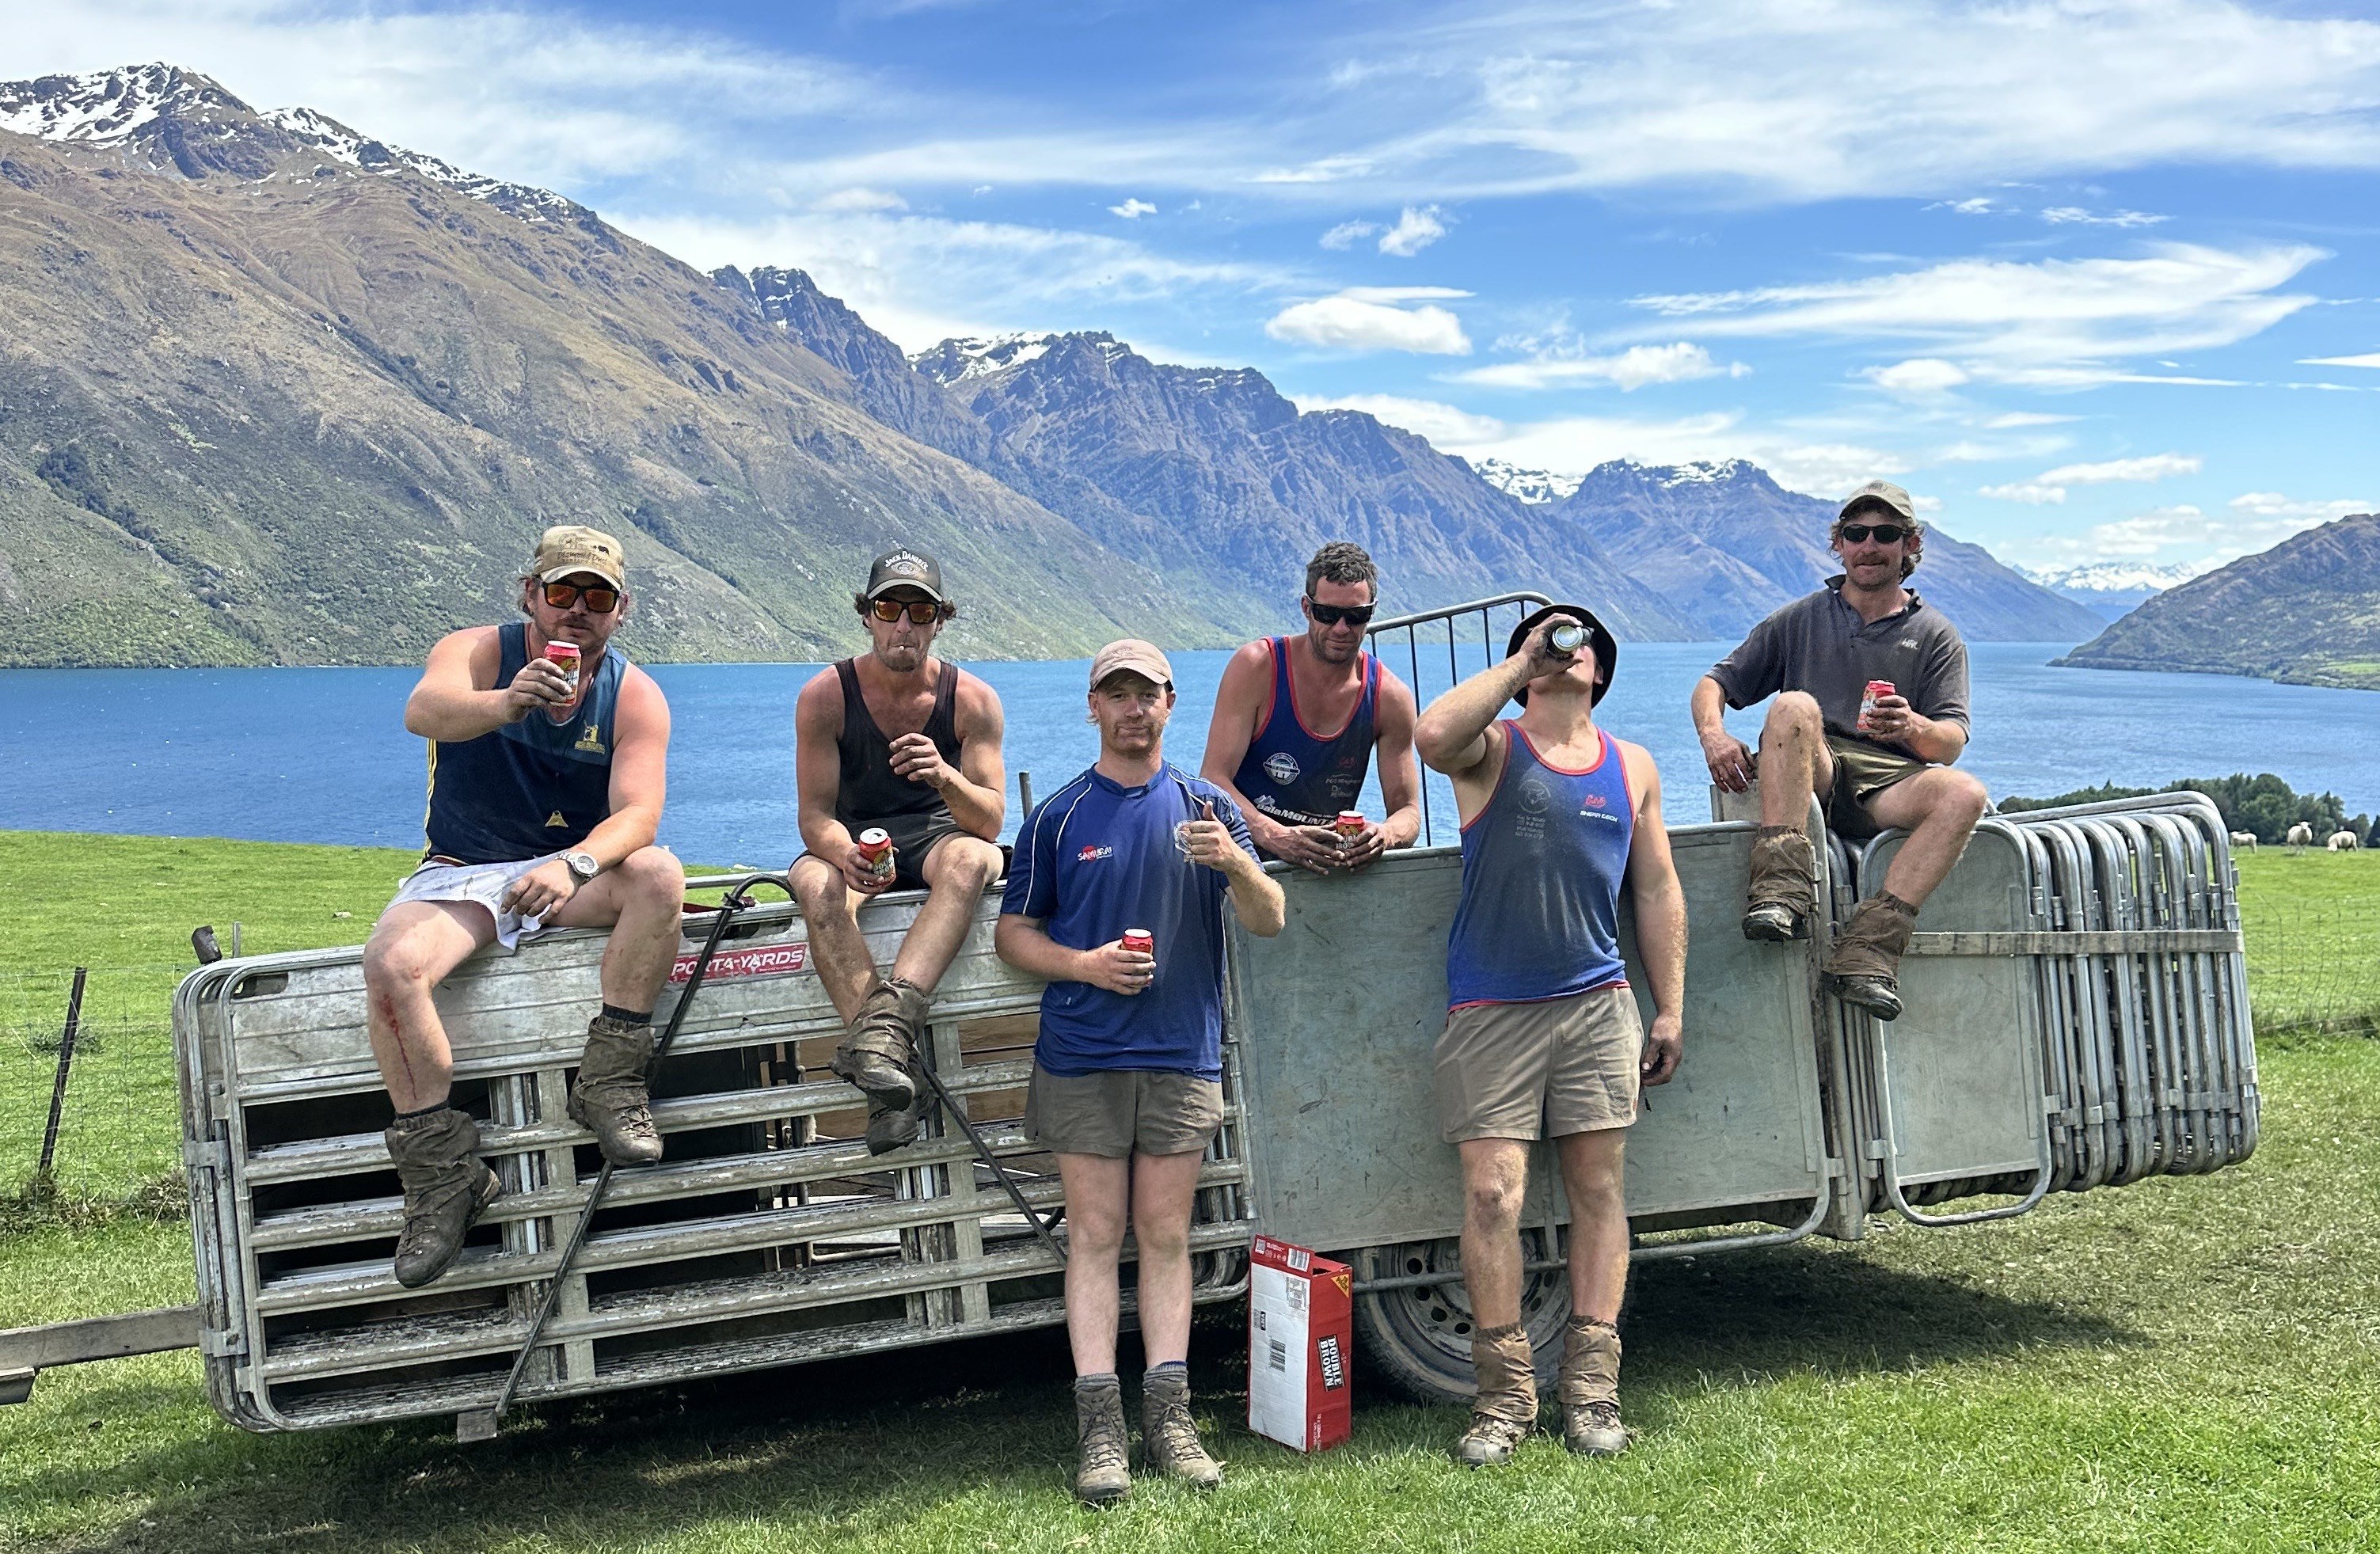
[
  {"xmin": 2230, "ymin": 830, "xmax": 2257, "ymax": 852},
  {"xmin": 2328, "ymin": 830, "xmax": 2361, "ymax": 852},
  {"xmin": 2288, "ymin": 822, "xmax": 2315, "ymax": 851}
]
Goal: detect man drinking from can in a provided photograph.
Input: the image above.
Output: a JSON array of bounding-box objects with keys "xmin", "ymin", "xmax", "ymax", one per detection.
[
  {"xmin": 998, "ymin": 640, "xmax": 1286, "ymax": 1506},
  {"xmin": 361, "ymin": 525, "xmax": 686, "ymax": 1289},
  {"xmin": 790, "ymin": 547, "xmax": 1009, "ymax": 1153}
]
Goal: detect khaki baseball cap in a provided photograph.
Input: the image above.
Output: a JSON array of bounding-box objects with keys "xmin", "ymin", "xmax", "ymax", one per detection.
[
  {"xmin": 1838, "ymin": 480, "xmax": 1918, "ymax": 523},
  {"xmin": 1089, "ymin": 639, "xmax": 1173, "ymax": 690},
  {"xmin": 529, "ymin": 525, "xmax": 627, "ymax": 590}
]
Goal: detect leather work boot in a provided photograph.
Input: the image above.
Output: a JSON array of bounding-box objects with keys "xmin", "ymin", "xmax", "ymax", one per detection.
[
  {"xmin": 1743, "ymin": 825, "xmax": 1817, "ymax": 941},
  {"xmin": 1141, "ymin": 1366, "xmax": 1223, "ymax": 1489},
  {"xmin": 385, "ymin": 1106, "xmax": 501, "ymax": 1289},
  {"xmin": 863, "ymin": 1092, "xmax": 922, "ymax": 1156},
  {"xmin": 1072, "ymin": 1374, "xmax": 1133, "ymax": 1507},
  {"xmin": 567, "ymin": 1013, "xmax": 663, "ymax": 1165},
  {"xmin": 831, "ymin": 978, "xmax": 928, "ymax": 1113},
  {"xmin": 1559, "ymin": 1317, "xmax": 1628, "ymax": 1457},
  {"xmin": 1825, "ymin": 893, "xmax": 1918, "ymax": 1020},
  {"xmin": 1450, "ymin": 1320, "xmax": 1538, "ymax": 1468}
]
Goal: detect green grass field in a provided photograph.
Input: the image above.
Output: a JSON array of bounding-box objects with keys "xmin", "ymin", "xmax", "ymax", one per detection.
[{"xmin": 3, "ymin": 832, "xmax": 2378, "ymax": 1552}]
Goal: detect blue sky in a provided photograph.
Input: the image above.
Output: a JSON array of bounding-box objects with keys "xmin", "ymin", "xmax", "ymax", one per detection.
[{"xmin": 7, "ymin": 1, "xmax": 2378, "ymax": 575}]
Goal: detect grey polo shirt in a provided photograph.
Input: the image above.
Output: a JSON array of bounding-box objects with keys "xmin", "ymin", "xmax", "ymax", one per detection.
[{"xmin": 1708, "ymin": 577, "xmax": 1970, "ymax": 759}]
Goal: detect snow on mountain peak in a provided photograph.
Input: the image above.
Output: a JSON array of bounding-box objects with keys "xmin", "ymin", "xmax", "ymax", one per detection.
[
  {"xmin": 1471, "ymin": 458, "xmax": 1583, "ymax": 504},
  {"xmin": 912, "ymin": 333, "xmax": 1061, "ymax": 383},
  {"xmin": 260, "ymin": 105, "xmax": 584, "ymax": 223},
  {"xmin": 2019, "ymin": 560, "xmax": 2213, "ymax": 593},
  {"xmin": 1659, "ymin": 458, "xmax": 1752, "ymax": 487}
]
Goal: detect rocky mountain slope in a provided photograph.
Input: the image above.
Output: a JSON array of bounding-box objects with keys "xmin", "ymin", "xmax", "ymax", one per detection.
[{"xmin": 2055, "ymin": 515, "xmax": 2380, "ymax": 689}]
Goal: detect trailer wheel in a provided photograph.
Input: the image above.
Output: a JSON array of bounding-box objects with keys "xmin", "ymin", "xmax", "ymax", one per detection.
[{"xmin": 1348, "ymin": 1233, "xmax": 1570, "ymax": 1406}]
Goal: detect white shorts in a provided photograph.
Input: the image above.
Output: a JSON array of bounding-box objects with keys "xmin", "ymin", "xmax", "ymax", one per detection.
[{"xmin": 389, "ymin": 853, "xmax": 564, "ymax": 950}]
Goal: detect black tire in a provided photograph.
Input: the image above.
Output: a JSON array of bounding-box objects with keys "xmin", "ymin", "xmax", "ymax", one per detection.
[{"xmin": 1348, "ymin": 1233, "xmax": 1572, "ymax": 1406}]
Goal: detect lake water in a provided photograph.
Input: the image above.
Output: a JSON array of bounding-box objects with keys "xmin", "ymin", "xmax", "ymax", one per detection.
[{"xmin": 5, "ymin": 643, "xmax": 2375, "ymax": 866}]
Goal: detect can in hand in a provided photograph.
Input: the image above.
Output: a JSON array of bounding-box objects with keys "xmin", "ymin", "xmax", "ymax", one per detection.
[
  {"xmin": 854, "ymin": 826, "xmax": 895, "ymax": 883},
  {"xmin": 1334, "ymin": 811, "xmax": 1367, "ymax": 845},
  {"xmin": 542, "ymin": 639, "xmax": 582, "ymax": 720},
  {"xmin": 1858, "ymin": 679, "xmax": 1895, "ymax": 731},
  {"xmin": 1120, "ymin": 929, "xmax": 1154, "ymax": 956},
  {"xmin": 1548, "ymin": 622, "xmax": 1587, "ymax": 655}
]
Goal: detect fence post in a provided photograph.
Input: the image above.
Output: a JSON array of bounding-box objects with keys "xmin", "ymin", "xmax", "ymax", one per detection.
[{"xmin": 35, "ymin": 968, "xmax": 88, "ymax": 1191}]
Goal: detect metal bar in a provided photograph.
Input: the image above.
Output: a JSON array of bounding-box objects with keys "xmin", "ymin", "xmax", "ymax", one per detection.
[
  {"xmin": 912, "ymin": 1046, "xmax": 1067, "ymax": 1264},
  {"xmin": 1365, "ymin": 591, "xmax": 1553, "ymax": 636},
  {"xmin": 36, "ymin": 967, "xmax": 88, "ymax": 1182},
  {"xmin": 1904, "ymin": 929, "xmax": 2243, "ymax": 956},
  {"xmin": 1018, "ymin": 769, "xmax": 1034, "ymax": 815},
  {"xmin": 0, "ymin": 1305, "xmax": 200, "ymax": 1385}
]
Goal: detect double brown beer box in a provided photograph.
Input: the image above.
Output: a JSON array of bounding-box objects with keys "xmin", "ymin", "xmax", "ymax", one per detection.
[{"xmin": 1248, "ymin": 1236, "xmax": 1352, "ymax": 1453}]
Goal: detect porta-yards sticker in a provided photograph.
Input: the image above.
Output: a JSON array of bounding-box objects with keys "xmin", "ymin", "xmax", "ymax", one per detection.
[{"xmin": 667, "ymin": 942, "xmax": 810, "ymax": 985}]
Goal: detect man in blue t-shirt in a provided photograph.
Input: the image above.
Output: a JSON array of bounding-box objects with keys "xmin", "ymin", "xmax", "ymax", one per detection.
[{"xmin": 997, "ymin": 639, "xmax": 1286, "ymax": 1507}]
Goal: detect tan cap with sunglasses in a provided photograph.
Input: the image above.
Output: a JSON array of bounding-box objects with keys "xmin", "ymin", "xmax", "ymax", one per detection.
[
  {"xmin": 1837, "ymin": 481, "xmax": 1918, "ymax": 524},
  {"xmin": 529, "ymin": 526, "xmax": 628, "ymax": 591}
]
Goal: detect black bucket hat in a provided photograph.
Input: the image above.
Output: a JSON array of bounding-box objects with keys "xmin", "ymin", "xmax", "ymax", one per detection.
[{"xmin": 1507, "ymin": 603, "xmax": 1618, "ymax": 706}]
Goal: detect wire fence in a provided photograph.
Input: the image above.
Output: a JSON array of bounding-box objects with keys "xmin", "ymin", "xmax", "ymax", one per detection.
[{"xmin": 2241, "ymin": 904, "xmax": 2380, "ymax": 1037}]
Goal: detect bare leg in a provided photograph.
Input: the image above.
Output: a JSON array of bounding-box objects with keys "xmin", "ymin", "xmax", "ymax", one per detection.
[
  {"xmin": 1555, "ymin": 1129, "xmax": 1629, "ymax": 1324},
  {"xmin": 1129, "ymin": 1148, "xmax": 1207, "ymax": 1366},
  {"xmin": 553, "ymin": 845, "xmax": 688, "ymax": 1011},
  {"xmin": 1456, "ymin": 1138, "xmax": 1532, "ymax": 1328},
  {"xmin": 889, "ymin": 837, "xmax": 1003, "ymax": 992},
  {"xmin": 1865, "ymin": 766, "xmax": 1990, "ymax": 909},
  {"xmin": 789, "ymin": 854, "xmax": 880, "ymax": 1024},
  {"xmin": 1058, "ymin": 1152, "xmax": 1131, "ymax": 1375},
  {"xmin": 363, "ymin": 902, "xmax": 496, "ymax": 1114},
  {"xmin": 1756, "ymin": 691, "xmax": 1833, "ymax": 832}
]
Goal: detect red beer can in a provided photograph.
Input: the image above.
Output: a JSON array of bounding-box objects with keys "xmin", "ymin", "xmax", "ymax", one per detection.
[
  {"xmin": 854, "ymin": 826, "xmax": 895, "ymax": 883},
  {"xmin": 545, "ymin": 638, "xmax": 581, "ymax": 693},
  {"xmin": 1334, "ymin": 811, "xmax": 1366, "ymax": 843},
  {"xmin": 1859, "ymin": 679, "xmax": 1895, "ymax": 731},
  {"xmin": 1120, "ymin": 929, "xmax": 1154, "ymax": 956}
]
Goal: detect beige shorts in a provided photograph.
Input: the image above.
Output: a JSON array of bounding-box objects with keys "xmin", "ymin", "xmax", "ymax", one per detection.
[
  {"xmin": 1023, "ymin": 1064, "xmax": 1224, "ymax": 1159},
  {"xmin": 1434, "ymin": 986, "xmax": 1644, "ymax": 1144},
  {"xmin": 1823, "ymin": 735, "xmax": 1929, "ymax": 841}
]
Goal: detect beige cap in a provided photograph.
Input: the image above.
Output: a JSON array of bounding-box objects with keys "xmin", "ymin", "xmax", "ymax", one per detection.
[
  {"xmin": 1838, "ymin": 480, "xmax": 1918, "ymax": 523},
  {"xmin": 528, "ymin": 525, "xmax": 627, "ymax": 590},
  {"xmin": 1089, "ymin": 638, "xmax": 1173, "ymax": 690}
]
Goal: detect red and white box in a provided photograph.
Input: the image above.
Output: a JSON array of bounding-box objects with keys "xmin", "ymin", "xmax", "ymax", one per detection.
[{"xmin": 1248, "ymin": 1236, "xmax": 1352, "ymax": 1453}]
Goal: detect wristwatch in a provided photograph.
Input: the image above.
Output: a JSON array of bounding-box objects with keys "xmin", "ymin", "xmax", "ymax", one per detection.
[{"xmin": 561, "ymin": 850, "xmax": 601, "ymax": 884}]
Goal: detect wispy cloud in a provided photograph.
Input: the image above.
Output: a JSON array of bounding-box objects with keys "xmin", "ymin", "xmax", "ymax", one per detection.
[
  {"xmin": 1108, "ymin": 197, "xmax": 1157, "ymax": 218},
  {"xmin": 2023, "ymin": 489, "xmax": 2371, "ymax": 567},
  {"xmin": 2040, "ymin": 206, "xmax": 2166, "ymax": 227},
  {"xmin": 1289, "ymin": 393, "xmax": 1505, "ymax": 445},
  {"xmin": 1319, "ymin": 219, "xmax": 1378, "ymax": 249},
  {"xmin": 1978, "ymin": 481, "xmax": 2070, "ymax": 505},
  {"xmin": 1265, "ymin": 287, "xmax": 1473, "ymax": 355},
  {"xmin": 1377, "ymin": 204, "xmax": 1448, "ymax": 256},
  {"xmin": 1454, "ymin": 340, "xmax": 1748, "ymax": 391},
  {"xmin": 1865, "ymin": 358, "xmax": 1970, "ymax": 395},
  {"xmin": 1981, "ymin": 450, "xmax": 2200, "ymax": 505},
  {"xmin": 2301, "ymin": 351, "xmax": 2380, "ymax": 368}
]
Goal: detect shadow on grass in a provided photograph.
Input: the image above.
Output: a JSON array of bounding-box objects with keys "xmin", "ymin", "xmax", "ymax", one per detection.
[{"xmin": 41, "ymin": 1244, "xmax": 2139, "ymax": 1553}]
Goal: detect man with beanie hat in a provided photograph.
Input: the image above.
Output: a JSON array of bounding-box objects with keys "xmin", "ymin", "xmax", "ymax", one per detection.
[{"xmin": 1690, "ymin": 480, "xmax": 1989, "ymax": 1020}]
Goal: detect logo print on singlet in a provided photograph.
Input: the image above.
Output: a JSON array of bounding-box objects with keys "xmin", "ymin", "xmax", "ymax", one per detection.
[
  {"xmin": 1513, "ymin": 774, "xmax": 1553, "ymax": 842},
  {"xmin": 546, "ymin": 811, "xmax": 568, "ymax": 828},
  {"xmin": 1263, "ymin": 751, "xmax": 1302, "ymax": 786},
  {"xmin": 575, "ymin": 724, "xmax": 606, "ymax": 754}
]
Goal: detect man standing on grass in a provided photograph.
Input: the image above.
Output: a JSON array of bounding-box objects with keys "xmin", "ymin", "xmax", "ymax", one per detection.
[
  {"xmin": 1690, "ymin": 480, "xmax": 1987, "ymax": 1020},
  {"xmin": 1200, "ymin": 540, "xmax": 1422, "ymax": 873},
  {"xmin": 363, "ymin": 526, "xmax": 686, "ymax": 1289},
  {"xmin": 1414, "ymin": 605, "xmax": 1686, "ymax": 1466},
  {"xmin": 996, "ymin": 640, "xmax": 1287, "ymax": 1506},
  {"xmin": 789, "ymin": 548, "xmax": 1007, "ymax": 1154}
]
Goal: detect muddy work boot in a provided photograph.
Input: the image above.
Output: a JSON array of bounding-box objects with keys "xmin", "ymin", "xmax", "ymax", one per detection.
[
  {"xmin": 831, "ymin": 978, "xmax": 928, "ymax": 1114},
  {"xmin": 1743, "ymin": 825, "xmax": 1818, "ymax": 941},
  {"xmin": 1450, "ymin": 1320, "xmax": 1538, "ymax": 1468},
  {"xmin": 385, "ymin": 1106, "xmax": 501, "ymax": 1289},
  {"xmin": 862, "ymin": 1092, "xmax": 922, "ymax": 1156},
  {"xmin": 1824, "ymin": 893, "xmax": 1918, "ymax": 1020},
  {"xmin": 1072, "ymin": 1374, "xmax": 1132, "ymax": 1507},
  {"xmin": 567, "ymin": 1013, "xmax": 663, "ymax": 1165},
  {"xmin": 1141, "ymin": 1364, "xmax": 1223, "ymax": 1489},
  {"xmin": 1558, "ymin": 1316, "xmax": 1628, "ymax": 1457}
]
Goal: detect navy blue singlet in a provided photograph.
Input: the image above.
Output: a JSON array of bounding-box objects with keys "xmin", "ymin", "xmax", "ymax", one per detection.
[
  {"xmin": 422, "ymin": 623, "xmax": 625, "ymax": 864},
  {"xmin": 1445, "ymin": 723, "xmax": 1633, "ymax": 1009},
  {"xmin": 1230, "ymin": 636, "xmax": 1379, "ymax": 855}
]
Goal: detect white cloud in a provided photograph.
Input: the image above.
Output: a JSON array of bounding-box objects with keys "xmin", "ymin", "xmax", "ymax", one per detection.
[
  {"xmin": 2036, "ymin": 453, "xmax": 2202, "ymax": 485},
  {"xmin": 1320, "ymin": 219, "xmax": 1378, "ymax": 249},
  {"xmin": 1979, "ymin": 482, "xmax": 2068, "ymax": 505},
  {"xmin": 1290, "ymin": 393, "xmax": 1506, "ymax": 445},
  {"xmin": 1427, "ymin": 408, "xmax": 1902, "ymax": 498},
  {"xmin": 1983, "ymin": 411, "xmax": 2081, "ymax": 428},
  {"xmin": 1454, "ymin": 340, "xmax": 1747, "ymax": 391},
  {"xmin": 1377, "ymin": 204, "xmax": 1449, "ymax": 256},
  {"xmin": 1265, "ymin": 288, "xmax": 1473, "ymax": 355},
  {"xmin": 2036, "ymin": 492, "xmax": 2366, "ymax": 568},
  {"xmin": 2301, "ymin": 351, "xmax": 2380, "ymax": 368},
  {"xmin": 2229, "ymin": 492, "xmax": 2372, "ymax": 523},
  {"xmin": 814, "ymin": 186, "xmax": 907, "ymax": 211},
  {"xmin": 1108, "ymin": 197, "xmax": 1158, "ymax": 218},
  {"xmin": 1933, "ymin": 197, "xmax": 1999, "ymax": 215},
  {"xmin": 1866, "ymin": 357, "xmax": 1970, "ymax": 395},
  {"xmin": 2041, "ymin": 206, "xmax": 2166, "ymax": 227}
]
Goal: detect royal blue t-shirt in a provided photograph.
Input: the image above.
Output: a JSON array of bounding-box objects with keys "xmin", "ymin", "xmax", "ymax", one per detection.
[{"xmin": 1000, "ymin": 762, "xmax": 1255, "ymax": 1080}]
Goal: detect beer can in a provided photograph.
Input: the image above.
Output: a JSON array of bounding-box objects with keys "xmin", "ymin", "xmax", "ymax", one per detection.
[
  {"xmin": 854, "ymin": 826, "xmax": 895, "ymax": 882},
  {"xmin": 1859, "ymin": 679, "xmax": 1895, "ymax": 730},
  {"xmin": 1548, "ymin": 622, "xmax": 1586, "ymax": 655},
  {"xmin": 1121, "ymin": 929, "xmax": 1154, "ymax": 956},
  {"xmin": 545, "ymin": 639, "xmax": 581, "ymax": 697},
  {"xmin": 1334, "ymin": 811, "xmax": 1367, "ymax": 842}
]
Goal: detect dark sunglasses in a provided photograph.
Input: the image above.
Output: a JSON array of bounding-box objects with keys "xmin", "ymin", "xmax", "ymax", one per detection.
[
  {"xmin": 1839, "ymin": 522, "xmax": 1910, "ymax": 545},
  {"xmin": 1306, "ymin": 598, "xmax": 1376, "ymax": 629},
  {"xmin": 542, "ymin": 580, "xmax": 620, "ymax": 613},
  {"xmin": 869, "ymin": 597, "xmax": 945, "ymax": 625}
]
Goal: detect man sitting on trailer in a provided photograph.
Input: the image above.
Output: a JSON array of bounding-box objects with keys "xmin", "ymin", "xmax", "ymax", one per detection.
[
  {"xmin": 1199, "ymin": 541, "xmax": 1422, "ymax": 872},
  {"xmin": 1690, "ymin": 480, "xmax": 1989, "ymax": 1020},
  {"xmin": 364, "ymin": 526, "xmax": 686, "ymax": 1289},
  {"xmin": 790, "ymin": 547, "xmax": 1008, "ymax": 1155},
  {"xmin": 1414, "ymin": 605, "xmax": 1686, "ymax": 1466},
  {"xmin": 996, "ymin": 640, "xmax": 1287, "ymax": 1507}
]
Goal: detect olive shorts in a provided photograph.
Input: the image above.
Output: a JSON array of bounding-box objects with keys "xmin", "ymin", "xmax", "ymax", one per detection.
[
  {"xmin": 1823, "ymin": 735, "xmax": 1929, "ymax": 841},
  {"xmin": 1023, "ymin": 1064, "xmax": 1225, "ymax": 1158},
  {"xmin": 1434, "ymin": 985, "xmax": 1644, "ymax": 1144}
]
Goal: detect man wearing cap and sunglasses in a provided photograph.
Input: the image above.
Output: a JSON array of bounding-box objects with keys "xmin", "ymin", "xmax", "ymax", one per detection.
[
  {"xmin": 1415, "ymin": 603, "xmax": 1686, "ymax": 1467},
  {"xmin": 791, "ymin": 547, "xmax": 1009, "ymax": 1154},
  {"xmin": 997, "ymin": 640, "xmax": 1285, "ymax": 1506},
  {"xmin": 363, "ymin": 525, "xmax": 686, "ymax": 1289},
  {"xmin": 1201, "ymin": 541, "xmax": 1422, "ymax": 873},
  {"xmin": 1690, "ymin": 480, "xmax": 1989, "ymax": 1020}
]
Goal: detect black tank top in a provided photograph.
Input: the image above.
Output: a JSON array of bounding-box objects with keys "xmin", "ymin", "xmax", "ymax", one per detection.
[{"xmin": 833, "ymin": 656, "xmax": 961, "ymax": 830}]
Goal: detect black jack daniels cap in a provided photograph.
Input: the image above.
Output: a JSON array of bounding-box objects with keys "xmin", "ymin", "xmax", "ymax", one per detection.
[
  {"xmin": 862, "ymin": 546, "xmax": 946, "ymax": 603},
  {"xmin": 1507, "ymin": 602, "xmax": 1618, "ymax": 707}
]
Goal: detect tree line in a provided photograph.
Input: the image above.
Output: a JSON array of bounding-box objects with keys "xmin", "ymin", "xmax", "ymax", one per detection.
[{"xmin": 1998, "ymin": 773, "xmax": 2372, "ymax": 846}]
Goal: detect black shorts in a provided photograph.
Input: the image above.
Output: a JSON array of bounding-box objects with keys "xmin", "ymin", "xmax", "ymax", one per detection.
[{"xmin": 807, "ymin": 814, "xmax": 979, "ymax": 891}]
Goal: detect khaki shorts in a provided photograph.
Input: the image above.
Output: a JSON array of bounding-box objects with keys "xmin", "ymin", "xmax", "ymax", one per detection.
[
  {"xmin": 1023, "ymin": 1064, "xmax": 1224, "ymax": 1158},
  {"xmin": 1823, "ymin": 735, "xmax": 1929, "ymax": 841},
  {"xmin": 1434, "ymin": 986, "xmax": 1644, "ymax": 1144}
]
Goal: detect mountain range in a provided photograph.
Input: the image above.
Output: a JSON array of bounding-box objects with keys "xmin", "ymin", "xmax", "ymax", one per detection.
[
  {"xmin": 0, "ymin": 63, "xmax": 2100, "ymax": 667},
  {"xmin": 2019, "ymin": 560, "xmax": 2211, "ymax": 622}
]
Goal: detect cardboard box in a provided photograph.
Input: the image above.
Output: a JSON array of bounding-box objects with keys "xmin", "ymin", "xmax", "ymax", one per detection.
[{"xmin": 1247, "ymin": 1236, "xmax": 1352, "ymax": 1453}]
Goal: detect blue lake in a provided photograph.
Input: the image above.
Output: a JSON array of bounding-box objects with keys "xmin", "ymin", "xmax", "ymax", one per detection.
[{"xmin": 5, "ymin": 643, "xmax": 2374, "ymax": 866}]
